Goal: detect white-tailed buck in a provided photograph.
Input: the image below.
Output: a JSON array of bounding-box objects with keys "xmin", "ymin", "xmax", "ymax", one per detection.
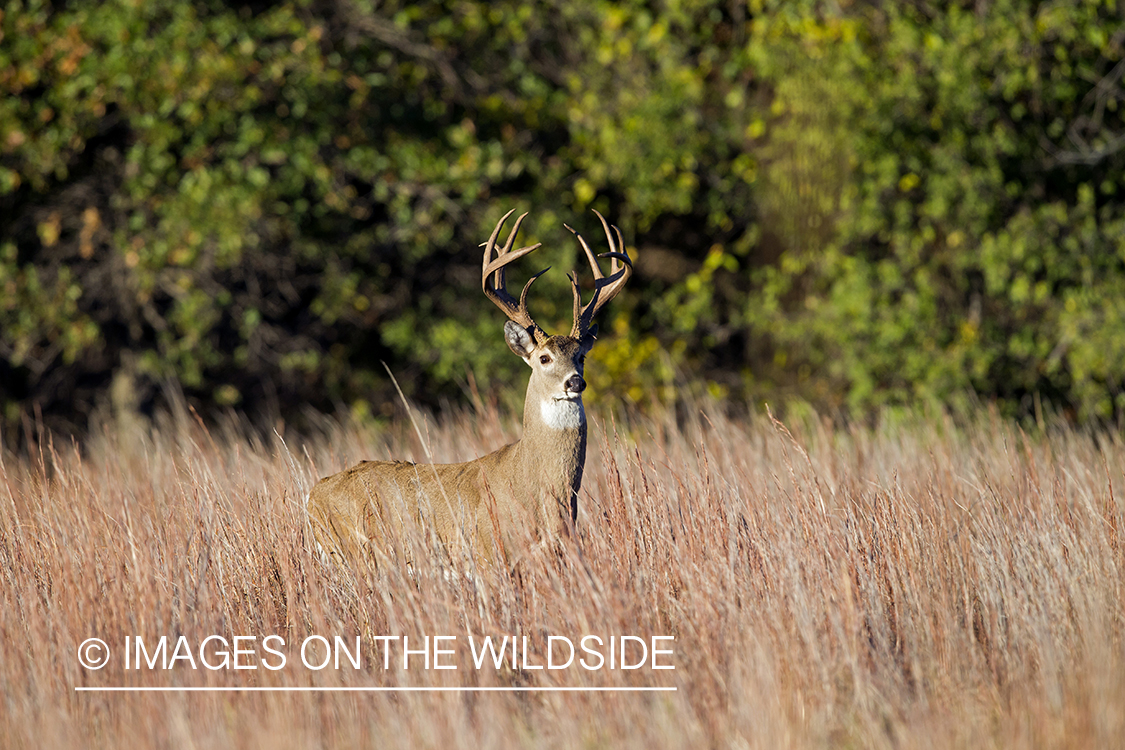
[{"xmin": 307, "ymin": 209, "xmax": 632, "ymax": 566}]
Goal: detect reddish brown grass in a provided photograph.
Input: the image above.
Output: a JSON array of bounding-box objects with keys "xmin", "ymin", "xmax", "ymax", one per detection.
[{"xmin": 1, "ymin": 403, "xmax": 1122, "ymax": 748}]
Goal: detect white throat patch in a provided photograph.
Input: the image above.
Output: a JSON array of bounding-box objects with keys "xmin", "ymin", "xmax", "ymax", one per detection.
[{"xmin": 540, "ymin": 398, "xmax": 585, "ymax": 430}]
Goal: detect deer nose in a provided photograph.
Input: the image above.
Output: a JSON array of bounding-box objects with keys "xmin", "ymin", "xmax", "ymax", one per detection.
[{"xmin": 565, "ymin": 374, "xmax": 586, "ymax": 393}]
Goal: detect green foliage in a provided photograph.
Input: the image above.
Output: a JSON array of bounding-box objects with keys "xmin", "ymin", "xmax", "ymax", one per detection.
[
  {"xmin": 744, "ymin": 0, "xmax": 1125, "ymax": 419},
  {"xmin": 1, "ymin": 0, "xmax": 1123, "ymax": 430}
]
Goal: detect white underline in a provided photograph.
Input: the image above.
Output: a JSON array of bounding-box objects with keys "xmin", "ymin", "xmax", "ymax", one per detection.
[{"xmin": 75, "ymin": 686, "xmax": 677, "ymax": 693}]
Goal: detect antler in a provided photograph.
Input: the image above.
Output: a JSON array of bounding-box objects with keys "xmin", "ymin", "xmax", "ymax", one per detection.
[
  {"xmin": 482, "ymin": 209, "xmax": 549, "ymax": 344},
  {"xmin": 565, "ymin": 210, "xmax": 633, "ymax": 340}
]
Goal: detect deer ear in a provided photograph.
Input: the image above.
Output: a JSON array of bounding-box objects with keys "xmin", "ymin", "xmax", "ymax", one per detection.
[{"xmin": 504, "ymin": 321, "xmax": 536, "ymax": 360}]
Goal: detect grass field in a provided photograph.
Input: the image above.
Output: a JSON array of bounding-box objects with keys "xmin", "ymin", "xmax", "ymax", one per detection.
[{"xmin": 1, "ymin": 402, "xmax": 1122, "ymax": 748}]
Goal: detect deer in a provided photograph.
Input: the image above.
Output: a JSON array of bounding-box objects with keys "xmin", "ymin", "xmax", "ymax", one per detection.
[{"xmin": 307, "ymin": 209, "xmax": 632, "ymax": 568}]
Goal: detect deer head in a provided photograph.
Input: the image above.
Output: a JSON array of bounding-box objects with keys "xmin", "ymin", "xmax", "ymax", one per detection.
[{"xmin": 481, "ymin": 209, "xmax": 633, "ymax": 430}]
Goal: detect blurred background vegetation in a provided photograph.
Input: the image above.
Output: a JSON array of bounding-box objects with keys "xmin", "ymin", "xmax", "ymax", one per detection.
[{"xmin": 1, "ymin": 0, "xmax": 1124, "ymax": 437}]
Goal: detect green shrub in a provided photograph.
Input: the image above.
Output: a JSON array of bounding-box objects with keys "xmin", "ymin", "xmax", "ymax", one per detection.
[{"xmin": 2, "ymin": 0, "xmax": 1122, "ymax": 432}]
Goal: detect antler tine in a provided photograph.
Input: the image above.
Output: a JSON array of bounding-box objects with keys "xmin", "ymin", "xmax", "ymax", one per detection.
[
  {"xmin": 483, "ymin": 212, "xmax": 543, "ymax": 279},
  {"xmin": 566, "ymin": 222, "xmax": 605, "ymax": 281},
  {"xmin": 481, "ymin": 210, "xmax": 548, "ymax": 342},
  {"xmin": 566, "ymin": 210, "xmax": 634, "ymax": 339},
  {"xmin": 567, "ymin": 271, "xmax": 585, "ymax": 337}
]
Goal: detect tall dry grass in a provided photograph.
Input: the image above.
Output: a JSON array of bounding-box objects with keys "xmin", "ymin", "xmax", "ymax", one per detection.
[{"xmin": 1, "ymin": 401, "xmax": 1122, "ymax": 748}]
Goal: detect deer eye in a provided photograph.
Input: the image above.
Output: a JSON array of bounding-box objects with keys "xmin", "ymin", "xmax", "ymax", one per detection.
[{"xmin": 539, "ymin": 355, "xmax": 551, "ymax": 365}]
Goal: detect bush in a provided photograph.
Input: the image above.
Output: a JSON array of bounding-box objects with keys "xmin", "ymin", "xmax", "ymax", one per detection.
[
  {"xmin": 744, "ymin": 0, "xmax": 1125, "ymax": 420},
  {"xmin": 2, "ymin": 0, "xmax": 1123, "ymax": 432}
]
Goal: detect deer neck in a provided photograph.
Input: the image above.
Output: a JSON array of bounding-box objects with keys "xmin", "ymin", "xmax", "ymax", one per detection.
[{"xmin": 513, "ymin": 377, "xmax": 588, "ymax": 511}]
